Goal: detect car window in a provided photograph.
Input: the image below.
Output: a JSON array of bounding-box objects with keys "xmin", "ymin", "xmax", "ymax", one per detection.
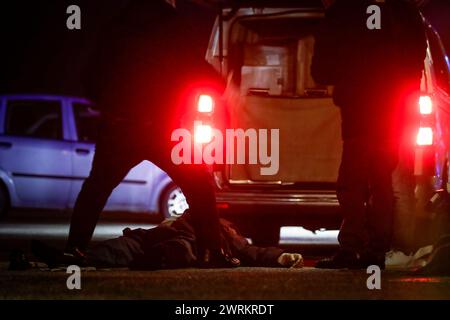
[
  {"xmin": 73, "ymin": 103, "xmax": 100, "ymax": 143},
  {"xmin": 5, "ymin": 100, "xmax": 62, "ymax": 140},
  {"xmin": 426, "ymin": 28, "xmax": 450, "ymax": 92}
]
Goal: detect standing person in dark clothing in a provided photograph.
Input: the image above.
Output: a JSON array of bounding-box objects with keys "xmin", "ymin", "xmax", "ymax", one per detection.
[
  {"xmin": 66, "ymin": 0, "xmax": 237, "ymax": 267},
  {"xmin": 312, "ymin": 0, "xmax": 427, "ymax": 268}
]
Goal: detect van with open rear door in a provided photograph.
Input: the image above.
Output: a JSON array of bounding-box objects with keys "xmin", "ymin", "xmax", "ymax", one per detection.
[{"xmin": 197, "ymin": 1, "xmax": 450, "ymax": 245}]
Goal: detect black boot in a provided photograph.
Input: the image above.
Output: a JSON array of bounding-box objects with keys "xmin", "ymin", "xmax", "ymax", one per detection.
[
  {"xmin": 8, "ymin": 249, "xmax": 32, "ymax": 271},
  {"xmin": 359, "ymin": 251, "xmax": 385, "ymax": 269},
  {"xmin": 31, "ymin": 240, "xmax": 86, "ymax": 268},
  {"xmin": 315, "ymin": 249, "xmax": 362, "ymax": 269},
  {"xmin": 199, "ymin": 249, "xmax": 240, "ymax": 268}
]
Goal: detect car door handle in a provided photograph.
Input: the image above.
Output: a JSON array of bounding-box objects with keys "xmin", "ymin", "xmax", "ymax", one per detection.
[
  {"xmin": 75, "ymin": 148, "xmax": 90, "ymax": 155},
  {"xmin": 0, "ymin": 141, "xmax": 12, "ymax": 149}
]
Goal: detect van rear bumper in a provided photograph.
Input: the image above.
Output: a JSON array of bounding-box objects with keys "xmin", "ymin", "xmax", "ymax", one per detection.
[
  {"xmin": 215, "ymin": 188, "xmax": 342, "ymax": 230},
  {"xmin": 216, "ymin": 190, "xmax": 338, "ymax": 207}
]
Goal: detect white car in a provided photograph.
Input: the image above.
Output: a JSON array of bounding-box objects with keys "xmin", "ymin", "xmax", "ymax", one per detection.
[{"xmin": 0, "ymin": 94, "xmax": 188, "ymax": 219}]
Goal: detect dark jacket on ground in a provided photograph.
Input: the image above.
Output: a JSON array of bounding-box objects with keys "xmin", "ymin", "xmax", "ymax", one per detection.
[
  {"xmin": 311, "ymin": 0, "xmax": 427, "ymax": 139},
  {"xmin": 86, "ymin": 211, "xmax": 285, "ymax": 270}
]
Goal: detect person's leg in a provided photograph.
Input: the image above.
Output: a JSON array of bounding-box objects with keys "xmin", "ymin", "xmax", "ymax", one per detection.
[
  {"xmin": 336, "ymin": 137, "xmax": 370, "ymax": 253},
  {"xmin": 67, "ymin": 135, "xmax": 140, "ymax": 251},
  {"xmin": 391, "ymin": 157, "xmax": 416, "ymax": 253},
  {"xmin": 142, "ymin": 137, "xmax": 222, "ymax": 252},
  {"xmin": 367, "ymin": 142, "xmax": 398, "ymax": 257},
  {"xmin": 157, "ymin": 160, "xmax": 222, "ymax": 251},
  {"xmin": 316, "ymin": 136, "xmax": 371, "ymax": 269}
]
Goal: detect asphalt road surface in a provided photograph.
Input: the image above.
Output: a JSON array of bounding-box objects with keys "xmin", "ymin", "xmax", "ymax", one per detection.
[{"xmin": 1, "ymin": 211, "xmax": 449, "ymax": 300}]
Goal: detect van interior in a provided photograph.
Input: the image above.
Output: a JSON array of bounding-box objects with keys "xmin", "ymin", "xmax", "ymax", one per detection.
[{"xmin": 225, "ymin": 15, "xmax": 342, "ymax": 186}]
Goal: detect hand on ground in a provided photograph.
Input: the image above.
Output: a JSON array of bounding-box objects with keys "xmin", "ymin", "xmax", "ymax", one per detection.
[{"xmin": 277, "ymin": 253, "xmax": 304, "ymax": 268}]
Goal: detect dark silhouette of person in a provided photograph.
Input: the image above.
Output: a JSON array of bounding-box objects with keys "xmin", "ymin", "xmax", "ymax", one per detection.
[
  {"xmin": 66, "ymin": 0, "xmax": 237, "ymax": 267},
  {"xmin": 312, "ymin": 0, "xmax": 427, "ymax": 268}
]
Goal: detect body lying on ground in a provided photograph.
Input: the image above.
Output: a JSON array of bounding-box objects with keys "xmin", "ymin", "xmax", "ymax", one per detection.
[{"xmin": 28, "ymin": 210, "xmax": 303, "ymax": 270}]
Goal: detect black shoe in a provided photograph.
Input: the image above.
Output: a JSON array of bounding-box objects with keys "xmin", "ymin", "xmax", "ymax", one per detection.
[
  {"xmin": 8, "ymin": 249, "xmax": 32, "ymax": 271},
  {"xmin": 415, "ymin": 244, "xmax": 450, "ymax": 276},
  {"xmin": 315, "ymin": 250, "xmax": 362, "ymax": 269},
  {"xmin": 434, "ymin": 234, "xmax": 450, "ymax": 250},
  {"xmin": 200, "ymin": 249, "xmax": 240, "ymax": 268},
  {"xmin": 360, "ymin": 251, "xmax": 385, "ymax": 270},
  {"xmin": 65, "ymin": 246, "xmax": 87, "ymax": 261},
  {"xmin": 31, "ymin": 240, "xmax": 86, "ymax": 268}
]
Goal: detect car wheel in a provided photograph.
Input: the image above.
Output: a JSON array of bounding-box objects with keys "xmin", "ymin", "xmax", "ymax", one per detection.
[
  {"xmin": 0, "ymin": 184, "xmax": 9, "ymax": 220},
  {"xmin": 160, "ymin": 183, "xmax": 188, "ymax": 219}
]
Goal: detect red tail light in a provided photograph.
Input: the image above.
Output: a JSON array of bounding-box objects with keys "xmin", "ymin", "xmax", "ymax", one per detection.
[
  {"xmin": 416, "ymin": 127, "xmax": 433, "ymax": 146},
  {"xmin": 216, "ymin": 203, "xmax": 229, "ymax": 209},
  {"xmin": 419, "ymin": 95, "xmax": 433, "ymax": 115},
  {"xmin": 194, "ymin": 122, "xmax": 213, "ymax": 144},
  {"xmin": 197, "ymin": 94, "xmax": 214, "ymax": 113}
]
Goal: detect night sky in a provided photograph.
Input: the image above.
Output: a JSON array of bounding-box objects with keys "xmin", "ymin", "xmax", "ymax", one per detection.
[{"xmin": 0, "ymin": 0, "xmax": 448, "ymax": 97}]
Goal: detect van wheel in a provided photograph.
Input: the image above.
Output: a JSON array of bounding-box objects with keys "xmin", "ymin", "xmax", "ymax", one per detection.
[
  {"xmin": 160, "ymin": 183, "xmax": 188, "ymax": 219},
  {"xmin": 0, "ymin": 184, "xmax": 9, "ymax": 220}
]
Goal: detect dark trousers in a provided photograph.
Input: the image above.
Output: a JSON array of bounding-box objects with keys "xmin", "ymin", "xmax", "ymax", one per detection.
[
  {"xmin": 67, "ymin": 122, "xmax": 222, "ymax": 252},
  {"xmin": 337, "ymin": 137, "xmax": 398, "ymax": 255}
]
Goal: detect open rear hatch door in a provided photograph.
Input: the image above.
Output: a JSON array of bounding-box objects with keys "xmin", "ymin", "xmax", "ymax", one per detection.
[{"xmin": 220, "ymin": 7, "xmax": 342, "ymax": 188}]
